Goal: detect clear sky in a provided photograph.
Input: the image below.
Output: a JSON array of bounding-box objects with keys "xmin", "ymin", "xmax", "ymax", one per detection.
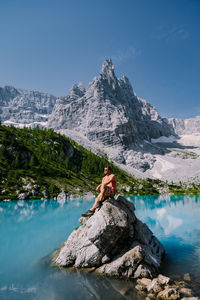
[{"xmin": 0, "ymin": 0, "xmax": 199, "ymax": 118}]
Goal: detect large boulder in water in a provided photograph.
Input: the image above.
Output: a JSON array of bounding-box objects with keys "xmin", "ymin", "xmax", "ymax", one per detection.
[{"xmin": 52, "ymin": 196, "xmax": 165, "ymax": 278}]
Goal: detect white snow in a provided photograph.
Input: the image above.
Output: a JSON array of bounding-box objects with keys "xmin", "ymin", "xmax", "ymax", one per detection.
[
  {"xmin": 178, "ymin": 134, "xmax": 200, "ymax": 147},
  {"xmin": 3, "ymin": 120, "xmax": 47, "ymax": 128},
  {"xmin": 145, "ymin": 134, "xmax": 200, "ymax": 182}
]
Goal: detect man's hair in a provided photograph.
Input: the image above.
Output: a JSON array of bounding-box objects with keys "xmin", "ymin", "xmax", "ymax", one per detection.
[{"xmin": 104, "ymin": 165, "xmax": 111, "ymax": 172}]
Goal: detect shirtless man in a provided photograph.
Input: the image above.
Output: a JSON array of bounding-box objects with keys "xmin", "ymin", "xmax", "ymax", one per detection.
[{"xmin": 81, "ymin": 166, "xmax": 117, "ymax": 217}]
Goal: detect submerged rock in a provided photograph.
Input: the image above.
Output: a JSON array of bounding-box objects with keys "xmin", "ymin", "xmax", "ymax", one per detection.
[{"xmin": 52, "ymin": 196, "xmax": 165, "ymax": 279}]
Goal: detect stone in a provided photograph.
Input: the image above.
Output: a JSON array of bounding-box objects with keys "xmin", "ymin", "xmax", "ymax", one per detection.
[
  {"xmin": 147, "ymin": 293, "xmax": 156, "ymax": 300},
  {"xmin": 57, "ymin": 190, "xmax": 67, "ymax": 205},
  {"xmin": 101, "ymin": 255, "xmax": 110, "ymax": 264},
  {"xmin": 137, "ymin": 278, "xmax": 152, "ymax": 288},
  {"xmin": 180, "ymin": 287, "xmax": 193, "ymax": 297},
  {"xmin": 184, "ymin": 273, "xmax": 192, "ymax": 281},
  {"xmin": 157, "ymin": 287, "xmax": 179, "ymax": 300},
  {"xmin": 158, "ymin": 274, "xmax": 170, "ymax": 285},
  {"xmin": 147, "ymin": 278, "xmax": 162, "ymax": 293},
  {"xmin": 52, "ymin": 196, "xmax": 165, "ymax": 279},
  {"xmin": 97, "ymin": 244, "xmax": 144, "ymax": 277},
  {"xmin": 135, "ymin": 284, "xmax": 145, "ymax": 291},
  {"xmin": 134, "ymin": 263, "xmax": 155, "ymax": 279}
]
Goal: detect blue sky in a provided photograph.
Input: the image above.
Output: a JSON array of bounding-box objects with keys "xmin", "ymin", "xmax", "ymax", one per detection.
[{"xmin": 0, "ymin": 0, "xmax": 199, "ymax": 118}]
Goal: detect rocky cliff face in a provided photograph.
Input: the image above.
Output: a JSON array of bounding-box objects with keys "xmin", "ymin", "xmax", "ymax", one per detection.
[
  {"xmin": 48, "ymin": 60, "xmax": 174, "ymax": 146},
  {"xmin": 47, "ymin": 59, "xmax": 175, "ymax": 171},
  {"xmin": 52, "ymin": 196, "xmax": 165, "ymax": 279},
  {"xmin": 0, "ymin": 85, "xmax": 56, "ymax": 126}
]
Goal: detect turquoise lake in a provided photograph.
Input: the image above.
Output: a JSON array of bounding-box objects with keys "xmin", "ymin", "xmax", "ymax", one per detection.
[{"xmin": 0, "ymin": 195, "xmax": 200, "ymax": 299}]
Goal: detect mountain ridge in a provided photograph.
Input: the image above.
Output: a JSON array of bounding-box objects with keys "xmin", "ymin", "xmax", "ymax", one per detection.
[{"xmin": 1, "ymin": 59, "xmax": 200, "ymax": 182}]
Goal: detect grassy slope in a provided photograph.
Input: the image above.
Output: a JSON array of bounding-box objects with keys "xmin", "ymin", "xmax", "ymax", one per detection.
[{"xmin": 0, "ymin": 125, "xmax": 200, "ymax": 200}]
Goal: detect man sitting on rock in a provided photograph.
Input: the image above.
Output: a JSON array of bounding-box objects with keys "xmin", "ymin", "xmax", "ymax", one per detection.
[{"xmin": 81, "ymin": 166, "xmax": 117, "ymax": 217}]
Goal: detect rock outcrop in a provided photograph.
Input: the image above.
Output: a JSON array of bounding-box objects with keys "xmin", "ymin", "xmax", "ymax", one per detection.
[{"xmin": 52, "ymin": 196, "xmax": 165, "ymax": 279}]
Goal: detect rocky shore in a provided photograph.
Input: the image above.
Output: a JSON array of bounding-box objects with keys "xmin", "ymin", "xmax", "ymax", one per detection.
[{"xmin": 135, "ymin": 273, "xmax": 199, "ymax": 299}]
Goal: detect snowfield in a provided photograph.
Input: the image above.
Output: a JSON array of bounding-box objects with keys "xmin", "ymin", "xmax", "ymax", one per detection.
[{"xmin": 146, "ymin": 134, "xmax": 200, "ymax": 182}]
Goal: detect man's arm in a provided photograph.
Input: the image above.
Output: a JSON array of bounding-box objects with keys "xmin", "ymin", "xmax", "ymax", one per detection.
[{"xmin": 96, "ymin": 184, "xmax": 102, "ymax": 191}]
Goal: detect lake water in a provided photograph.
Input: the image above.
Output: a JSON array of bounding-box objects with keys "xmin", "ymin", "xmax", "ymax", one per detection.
[{"xmin": 0, "ymin": 195, "xmax": 200, "ymax": 299}]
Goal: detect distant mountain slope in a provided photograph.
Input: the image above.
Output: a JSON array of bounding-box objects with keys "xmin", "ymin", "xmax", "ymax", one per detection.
[
  {"xmin": 168, "ymin": 116, "xmax": 200, "ymax": 135},
  {"xmin": 0, "ymin": 85, "xmax": 56, "ymax": 126}
]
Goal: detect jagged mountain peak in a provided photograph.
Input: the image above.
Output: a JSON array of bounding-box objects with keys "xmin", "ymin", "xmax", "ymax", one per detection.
[
  {"xmin": 99, "ymin": 59, "xmax": 118, "ymax": 90},
  {"xmin": 48, "ymin": 60, "xmax": 174, "ymax": 150},
  {"xmin": 0, "ymin": 85, "xmax": 21, "ymax": 101},
  {"xmin": 69, "ymin": 83, "xmax": 85, "ymax": 98},
  {"xmin": 101, "ymin": 59, "xmax": 115, "ymax": 75}
]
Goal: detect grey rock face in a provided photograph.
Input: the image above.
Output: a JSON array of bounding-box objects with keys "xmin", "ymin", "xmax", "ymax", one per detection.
[
  {"xmin": 0, "ymin": 85, "xmax": 56, "ymax": 126},
  {"xmin": 48, "ymin": 60, "xmax": 174, "ymax": 145},
  {"xmin": 52, "ymin": 196, "xmax": 165, "ymax": 279},
  {"xmin": 47, "ymin": 59, "xmax": 175, "ymax": 172},
  {"xmin": 168, "ymin": 116, "xmax": 200, "ymax": 135}
]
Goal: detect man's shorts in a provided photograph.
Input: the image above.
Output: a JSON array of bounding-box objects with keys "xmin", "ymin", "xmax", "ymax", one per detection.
[{"xmin": 99, "ymin": 186, "xmax": 115, "ymax": 201}]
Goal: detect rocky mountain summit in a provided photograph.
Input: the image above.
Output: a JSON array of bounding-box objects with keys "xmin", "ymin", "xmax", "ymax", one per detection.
[
  {"xmin": 47, "ymin": 59, "xmax": 175, "ymax": 171},
  {"xmin": 52, "ymin": 196, "xmax": 165, "ymax": 279},
  {"xmin": 48, "ymin": 59, "xmax": 173, "ymax": 144},
  {"xmin": 0, "ymin": 85, "xmax": 56, "ymax": 126}
]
